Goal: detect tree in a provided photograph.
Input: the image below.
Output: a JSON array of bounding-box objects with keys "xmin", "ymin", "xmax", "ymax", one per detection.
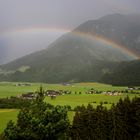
[
  {"xmin": 70, "ymin": 97, "xmax": 140, "ymax": 140},
  {"xmin": 70, "ymin": 104, "xmax": 110, "ymax": 140},
  {"xmin": 4, "ymin": 87, "xmax": 69, "ymax": 140}
]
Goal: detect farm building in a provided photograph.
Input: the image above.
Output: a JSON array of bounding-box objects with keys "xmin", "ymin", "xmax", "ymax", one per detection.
[
  {"xmin": 46, "ymin": 90, "xmax": 60, "ymax": 97},
  {"xmin": 20, "ymin": 92, "xmax": 36, "ymax": 99}
]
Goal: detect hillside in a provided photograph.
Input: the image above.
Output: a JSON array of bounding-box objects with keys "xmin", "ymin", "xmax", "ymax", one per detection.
[
  {"xmin": 75, "ymin": 13, "xmax": 140, "ymax": 55},
  {"xmin": 100, "ymin": 60, "xmax": 140, "ymax": 86},
  {"xmin": 0, "ymin": 14, "xmax": 140, "ymax": 84}
]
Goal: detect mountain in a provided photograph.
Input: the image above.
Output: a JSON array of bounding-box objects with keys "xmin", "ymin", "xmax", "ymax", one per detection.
[
  {"xmin": 0, "ymin": 37, "xmax": 119, "ymax": 83},
  {"xmin": 0, "ymin": 14, "xmax": 140, "ymax": 84},
  {"xmin": 75, "ymin": 13, "xmax": 140, "ymax": 55},
  {"xmin": 100, "ymin": 60, "xmax": 140, "ymax": 86}
]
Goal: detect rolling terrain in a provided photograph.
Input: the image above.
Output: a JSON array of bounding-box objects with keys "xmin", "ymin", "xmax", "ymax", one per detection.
[{"xmin": 0, "ymin": 14, "xmax": 140, "ymax": 85}]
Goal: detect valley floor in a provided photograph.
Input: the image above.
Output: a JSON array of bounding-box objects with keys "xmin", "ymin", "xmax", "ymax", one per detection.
[{"xmin": 0, "ymin": 82, "xmax": 139, "ymax": 133}]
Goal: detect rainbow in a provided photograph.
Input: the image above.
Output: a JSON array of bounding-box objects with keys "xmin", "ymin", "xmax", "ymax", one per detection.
[
  {"xmin": 1, "ymin": 26, "xmax": 140, "ymax": 59},
  {"xmin": 75, "ymin": 31, "xmax": 140, "ymax": 59}
]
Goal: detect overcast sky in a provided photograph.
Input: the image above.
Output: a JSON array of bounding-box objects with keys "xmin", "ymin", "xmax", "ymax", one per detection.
[
  {"xmin": 0, "ymin": 0, "xmax": 140, "ymax": 30},
  {"xmin": 0, "ymin": 0, "xmax": 140, "ymax": 64}
]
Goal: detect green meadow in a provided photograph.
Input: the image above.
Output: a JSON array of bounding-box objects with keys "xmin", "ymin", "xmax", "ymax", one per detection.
[
  {"xmin": 0, "ymin": 109, "xmax": 19, "ymax": 133},
  {"xmin": 0, "ymin": 82, "xmax": 128, "ymax": 98},
  {"xmin": 45, "ymin": 94, "xmax": 137, "ymax": 109},
  {"xmin": 0, "ymin": 82, "xmax": 139, "ymax": 133}
]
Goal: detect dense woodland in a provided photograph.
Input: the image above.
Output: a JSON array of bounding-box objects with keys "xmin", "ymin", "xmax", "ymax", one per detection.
[
  {"xmin": 0, "ymin": 60, "xmax": 140, "ymax": 86},
  {"xmin": 70, "ymin": 97, "xmax": 140, "ymax": 140},
  {"xmin": 0, "ymin": 97, "xmax": 31, "ymax": 109},
  {"xmin": 101, "ymin": 60, "xmax": 140, "ymax": 86},
  {"xmin": 0, "ymin": 88, "xmax": 140, "ymax": 140}
]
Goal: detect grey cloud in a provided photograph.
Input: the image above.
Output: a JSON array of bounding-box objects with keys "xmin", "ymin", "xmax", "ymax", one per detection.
[{"xmin": 0, "ymin": 0, "xmax": 140, "ymax": 64}]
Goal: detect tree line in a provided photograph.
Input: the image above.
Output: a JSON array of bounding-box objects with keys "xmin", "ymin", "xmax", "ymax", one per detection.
[{"xmin": 69, "ymin": 96, "xmax": 140, "ymax": 140}]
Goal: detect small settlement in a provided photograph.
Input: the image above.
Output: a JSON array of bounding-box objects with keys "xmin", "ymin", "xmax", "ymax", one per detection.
[{"xmin": 17, "ymin": 83, "xmax": 140, "ymax": 100}]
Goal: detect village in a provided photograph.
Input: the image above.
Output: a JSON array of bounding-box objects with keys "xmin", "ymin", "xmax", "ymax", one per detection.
[{"xmin": 18, "ymin": 86, "xmax": 139, "ymax": 100}]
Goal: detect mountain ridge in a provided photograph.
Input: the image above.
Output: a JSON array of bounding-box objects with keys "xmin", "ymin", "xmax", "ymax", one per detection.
[{"xmin": 0, "ymin": 14, "xmax": 140, "ymax": 85}]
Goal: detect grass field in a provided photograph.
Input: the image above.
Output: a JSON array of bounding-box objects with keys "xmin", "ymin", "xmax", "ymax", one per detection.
[
  {"xmin": 0, "ymin": 109, "xmax": 19, "ymax": 133},
  {"xmin": 0, "ymin": 82, "xmax": 139, "ymax": 133},
  {"xmin": 0, "ymin": 82, "xmax": 128, "ymax": 98},
  {"xmin": 45, "ymin": 93, "xmax": 138, "ymax": 109}
]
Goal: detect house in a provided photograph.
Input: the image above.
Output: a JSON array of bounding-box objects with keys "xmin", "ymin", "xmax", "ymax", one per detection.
[
  {"xmin": 20, "ymin": 92, "xmax": 36, "ymax": 99},
  {"xmin": 105, "ymin": 91, "xmax": 122, "ymax": 96},
  {"xmin": 62, "ymin": 83, "xmax": 72, "ymax": 86},
  {"xmin": 46, "ymin": 90, "xmax": 60, "ymax": 97},
  {"xmin": 16, "ymin": 83, "xmax": 31, "ymax": 86}
]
